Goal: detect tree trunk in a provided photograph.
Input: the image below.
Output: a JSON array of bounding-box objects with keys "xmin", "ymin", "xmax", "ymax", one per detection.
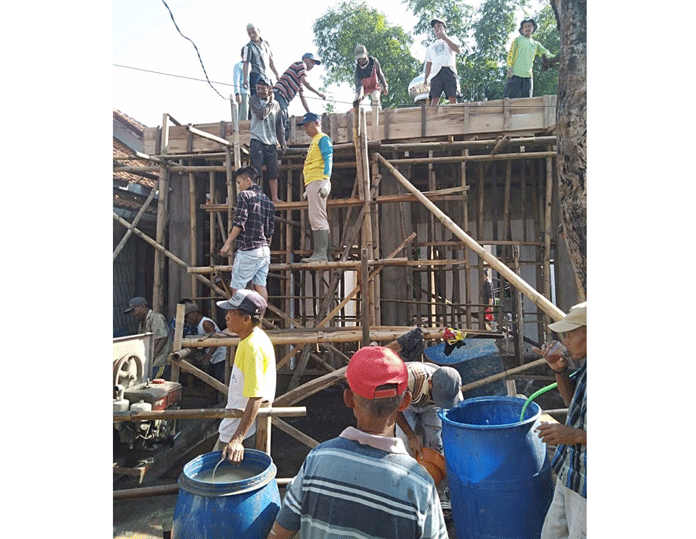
[{"xmin": 552, "ymin": 0, "xmax": 587, "ymax": 296}]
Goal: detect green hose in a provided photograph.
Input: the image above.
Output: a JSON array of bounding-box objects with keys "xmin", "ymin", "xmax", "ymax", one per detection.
[{"xmin": 519, "ymin": 370, "xmax": 579, "ymax": 422}]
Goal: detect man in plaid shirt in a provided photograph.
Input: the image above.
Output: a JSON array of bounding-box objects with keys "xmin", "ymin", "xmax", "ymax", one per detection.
[
  {"xmin": 220, "ymin": 166, "xmax": 275, "ymax": 303},
  {"xmin": 534, "ymin": 302, "xmax": 587, "ymax": 539}
]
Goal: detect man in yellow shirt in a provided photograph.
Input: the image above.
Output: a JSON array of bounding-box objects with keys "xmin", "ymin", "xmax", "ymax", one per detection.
[
  {"xmin": 504, "ymin": 18, "xmax": 552, "ymax": 99},
  {"xmin": 298, "ymin": 112, "xmax": 333, "ymax": 262},
  {"xmin": 214, "ymin": 290, "xmax": 276, "ymax": 463}
]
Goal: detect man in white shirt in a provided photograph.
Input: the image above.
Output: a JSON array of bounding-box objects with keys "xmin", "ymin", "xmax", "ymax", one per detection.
[{"xmin": 424, "ymin": 18, "xmax": 461, "ymax": 105}]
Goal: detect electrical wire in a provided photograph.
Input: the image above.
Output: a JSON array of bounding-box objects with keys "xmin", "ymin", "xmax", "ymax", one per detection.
[{"xmin": 160, "ymin": 0, "xmax": 228, "ymax": 101}]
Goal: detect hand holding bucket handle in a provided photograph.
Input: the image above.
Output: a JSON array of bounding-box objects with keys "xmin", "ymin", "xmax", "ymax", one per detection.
[{"xmin": 223, "ymin": 438, "xmax": 245, "ymax": 464}]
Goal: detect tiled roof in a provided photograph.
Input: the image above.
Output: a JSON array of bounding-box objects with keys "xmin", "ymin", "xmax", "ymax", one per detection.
[{"xmin": 113, "ymin": 137, "xmax": 158, "ymax": 189}]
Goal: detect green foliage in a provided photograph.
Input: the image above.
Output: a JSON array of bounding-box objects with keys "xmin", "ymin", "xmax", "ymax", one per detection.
[
  {"xmin": 312, "ymin": 0, "xmax": 421, "ymax": 108},
  {"xmin": 403, "ymin": 0, "xmax": 474, "ymax": 48},
  {"xmin": 530, "ymin": 3, "xmax": 559, "ymax": 97}
]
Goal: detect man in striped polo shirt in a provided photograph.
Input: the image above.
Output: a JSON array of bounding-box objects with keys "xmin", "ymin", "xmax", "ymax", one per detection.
[
  {"xmin": 267, "ymin": 346, "xmax": 448, "ymax": 539},
  {"xmin": 534, "ymin": 302, "xmax": 587, "ymax": 539},
  {"xmin": 273, "ymin": 53, "xmax": 326, "ymax": 145}
]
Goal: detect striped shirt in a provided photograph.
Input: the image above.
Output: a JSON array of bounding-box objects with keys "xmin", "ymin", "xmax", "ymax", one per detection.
[
  {"xmin": 551, "ymin": 361, "xmax": 587, "ymax": 498},
  {"xmin": 242, "ymin": 38, "xmax": 274, "ymax": 77},
  {"xmin": 273, "ymin": 61, "xmax": 306, "ymax": 103},
  {"xmin": 231, "ymin": 184, "xmax": 275, "ymax": 251},
  {"xmin": 275, "ymin": 427, "xmax": 448, "ymax": 539},
  {"xmin": 406, "ymin": 361, "xmax": 438, "ymax": 407},
  {"xmin": 507, "ymin": 35, "xmax": 551, "ymax": 78}
]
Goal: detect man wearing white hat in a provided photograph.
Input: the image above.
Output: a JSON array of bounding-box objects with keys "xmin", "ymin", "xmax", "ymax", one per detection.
[{"xmin": 533, "ymin": 302, "xmax": 587, "ymax": 539}]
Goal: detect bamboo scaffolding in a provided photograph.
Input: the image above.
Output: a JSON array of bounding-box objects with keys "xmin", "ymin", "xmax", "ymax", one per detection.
[
  {"xmin": 113, "ymin": 212, "xmax": 227, "ymax": 298},
  {"xmin": 375, "ymin": 153, "xmax": 565, "ymax": 322}
]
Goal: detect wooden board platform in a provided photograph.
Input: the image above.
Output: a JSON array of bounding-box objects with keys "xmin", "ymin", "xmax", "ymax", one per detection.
[{"xmin": 143, "ymin": 95, "xmax": 557, "ymax": 155}]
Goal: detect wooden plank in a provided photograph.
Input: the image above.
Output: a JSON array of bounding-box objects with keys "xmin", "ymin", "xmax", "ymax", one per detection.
[{"xmin": 142, "ymin": 96, "xmax": 557, "ymax": 154}]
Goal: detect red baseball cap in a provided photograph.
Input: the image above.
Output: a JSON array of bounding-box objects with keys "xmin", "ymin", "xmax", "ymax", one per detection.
[{"xmin": 346, "ymin": 346, "xmax": 408, "ymax": 399}]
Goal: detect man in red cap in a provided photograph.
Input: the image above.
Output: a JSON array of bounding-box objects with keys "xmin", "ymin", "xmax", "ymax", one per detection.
[{"xmin": 267, "ymin": 346, "xmax": 448, "ymax": 539}]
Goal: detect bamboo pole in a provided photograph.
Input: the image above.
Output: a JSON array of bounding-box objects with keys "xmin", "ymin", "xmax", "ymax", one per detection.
[
  {"xmin": 113, "ymin": 406, "xmax": 306, "ymax": 422},
  {"xmin": 375, "ymin": 153, "xmax": 565, "ymax": 322},
  {"xmin": 188, "ymin": 258, "xmax": 409, "ymax": 273},
  {"xmin": 377, "ymin": 136, "xmax": 557, "ymax": 153},
  {"xmin": 112, "ymin": 186, "xmax": 158, "ymax": 261},
  {"xmin": 361, "ymin": 248, "xmax": 370, "ymax": 346},
  {"xmin": 153, "ymin": 113, "xmax": 169, "ymax": 313},
  {"xmin": 184, "ymin": 124, "xmax": 232, "ymax": 147},
  {"xmin": 271, "ymin": 417, "xmax": 319, "ymax": 448},
  {"xmin": 459, "ymin": 358, "xmax": 548, "ymax": 394},
  {"xmin": 203, "ymin": 188, "xmax": 468, "ymax": 212},
  {"xmin": 543, "ymin": 149, "xmax": 554, "ymax": 343},
  {"xmin": 463, "ymin": 149, "xmax": 471, "ymax": 329},
  {"xmin": 379, "ymin": 151, "xmax": 556, "ymax": 166},
  {"xmin": 477, "ymin": 162, "xmax": 485, "ymax": 330},
  {"xmin": 171, "ymin": 304, "xmax": 185, "ymax": 383},
  {"xmin": 181, "ymin": 327, "xmax": 449, "ymax": 348},
  {"xmin": 189, "ymin": 170, "xmax": 197, "ymax": 296}
]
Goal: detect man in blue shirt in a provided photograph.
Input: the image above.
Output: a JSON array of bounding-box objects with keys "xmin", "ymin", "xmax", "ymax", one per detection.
[
  {"xmin": 232, "ymin": 48, "xmax": 249, "ymax": 121},
  {"xmin": 267, "ymin": 346, "xmax": 448, "ymax": 539}
]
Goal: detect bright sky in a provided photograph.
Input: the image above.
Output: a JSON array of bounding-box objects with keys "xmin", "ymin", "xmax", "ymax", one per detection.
[{"xmin": 113, "ymin": 0, "xmax": 427, "ymax": 127}]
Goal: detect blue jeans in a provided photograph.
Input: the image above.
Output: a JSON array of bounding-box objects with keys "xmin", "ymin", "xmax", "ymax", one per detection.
[{"xmin": 230, "ymin": 245, "xmax": 270, "ymax": 290}]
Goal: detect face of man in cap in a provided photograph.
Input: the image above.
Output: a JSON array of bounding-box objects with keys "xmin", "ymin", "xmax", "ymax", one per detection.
[
  {"xmin": 562, "ymin": 326, "xmax": 587, "ymax": 361},
  {"xmin": 433, "ymin": 21, "xmax": 447, "ymax": 39},
  {"xmin": 247, "ymin": 25, "xmax": 259, "ymax": 42},
  {"xmin": 303, "ymin": 120, "xmax": 320, "ymax": 137},
  {"xmin": 225, "ymin": 308, "xmax": 249, "ymax": 336},
  {"xmin": 131, "ymin": 304, "xmax": 149, "ymax": 322}
]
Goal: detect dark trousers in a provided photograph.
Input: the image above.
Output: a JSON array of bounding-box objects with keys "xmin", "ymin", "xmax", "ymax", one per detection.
[{"xmin": 503, "ymin": 75, "xmax": 533, "ymax": 98}]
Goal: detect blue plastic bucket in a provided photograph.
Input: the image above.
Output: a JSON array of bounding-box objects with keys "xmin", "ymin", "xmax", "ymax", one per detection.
[
  {"xmin": 440, "ymin": 396, "xmax": 553, "ymax": 539},
  {"xmin": 171, "ymin": 449, "xmax": 280, "ymax": 539}
]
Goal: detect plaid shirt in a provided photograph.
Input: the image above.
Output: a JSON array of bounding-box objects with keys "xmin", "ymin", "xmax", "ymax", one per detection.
[
  {"xmin": 231, "ymin": 184, "xmax": 275, "ymax": 251},
  {"xmin": 551, "ymin": 361, "xmax": 587, "ymax": 498}
]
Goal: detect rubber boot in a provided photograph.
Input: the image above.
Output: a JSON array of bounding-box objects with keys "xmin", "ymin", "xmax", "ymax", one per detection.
[
  {"xmin": 325, "ymin": 230, "xmax": 333, "ymax": 261},
  {"xmin": 302, "ymin": 230, "xmax": 329, "ymax": 263}
]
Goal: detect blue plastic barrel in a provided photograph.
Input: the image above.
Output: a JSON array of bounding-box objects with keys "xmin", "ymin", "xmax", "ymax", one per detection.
[
  {"xmin": 172, "ymin": 449, "xmax": 280, "ymax": 539},
  {"xmin": 439, "ymin": 396, "xmax": 553, "ymax": 539}
]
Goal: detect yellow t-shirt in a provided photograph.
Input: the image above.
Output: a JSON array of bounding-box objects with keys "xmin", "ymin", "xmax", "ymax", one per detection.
[{"xmin": 218, "ymin": 327, "xmax": 276, "ymax": 441}]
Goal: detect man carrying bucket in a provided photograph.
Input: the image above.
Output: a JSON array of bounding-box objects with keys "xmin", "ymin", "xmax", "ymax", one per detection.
[
  {"xmin": 214, "ymin": 290, "xmax": 276, "ymax": 464},
  {"xmin": 266, "ymin": 346, "xmax": 448, "ymax": 539},
  {"xmin": 533, "ymin": 302, "xmax": 587, "ymax": 539}
]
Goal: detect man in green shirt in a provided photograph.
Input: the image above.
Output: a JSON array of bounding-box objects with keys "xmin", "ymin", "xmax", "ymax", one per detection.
[{"xmin": 504, "ymin": 18, "xmax": 552, "ymax": 99}]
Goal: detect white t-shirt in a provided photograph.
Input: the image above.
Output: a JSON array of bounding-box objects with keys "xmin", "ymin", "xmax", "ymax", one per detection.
[
  {"xmin": 197, "ymin": 316, "xmax": 226, "ymax": 364},
  {"xmin": 424, "ymin": 36, "xmax": 461, "ymax": 82},
  {"xmin": 218, "ymin": 327, "xmax": 276, "ymax": 442}
]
